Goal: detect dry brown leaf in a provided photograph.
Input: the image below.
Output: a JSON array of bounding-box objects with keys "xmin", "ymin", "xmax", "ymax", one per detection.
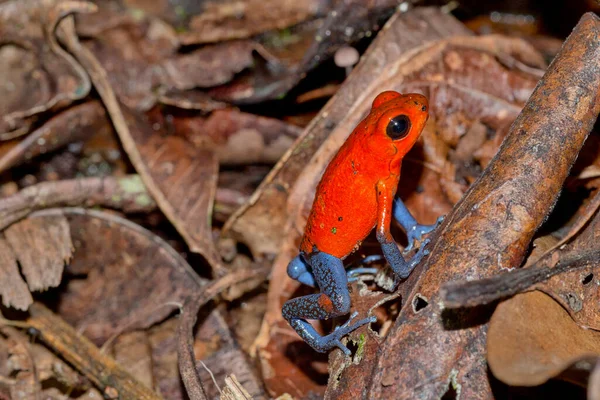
[
  {"xmin": 0, "ymin": 238, "xmax": 32, "ymax": 310},
  {"xmin": 0, "ymin": 0, "xmax": 95, "ymax": 138},
  {"xmin": 0, "ymin": 214, "xmax": 71, "ymax": 310},
  {"xmin": 63, "ymin": 34, "xmax": 226, "ymax": 275},
  {"xmin": 25, "ymin": 208, "xmax": 203, "ymax": 345},
  {"xmin": 178, "ymin": 0, "xmax": 323, "ymax": 45},
  {"xmin": 0, "ymin": 101, "xmax": 109, "ymax": 173},
  {"xmin": 4, "ymin": 215, "xmax": 71, "ymax": 291},
  {"xmin": 79, "ymin": 15, "xmax": 258, "ymax": 111},
  {"xmin": 175, "ymin": 108, "xmax": 302, "ymax": 166},
  {"xmin": 488, "ymin": 290, "xmax": 600, "ymax": 387},
  {"xmin": 112, "ymin": 331, "xmax": 154, "ymax": 390}
]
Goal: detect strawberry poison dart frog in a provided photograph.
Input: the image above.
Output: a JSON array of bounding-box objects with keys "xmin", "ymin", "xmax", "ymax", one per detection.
[{"xmin": 283, "ymin": 91, "xmax": 442, "ymax": 355}]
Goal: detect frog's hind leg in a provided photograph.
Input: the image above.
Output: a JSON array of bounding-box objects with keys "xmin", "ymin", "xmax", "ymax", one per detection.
[
  {"xmin": 286, "ymin": 254, "xmax": 316, "ymax": 287},
  {"xmin": 282, "ymin": 251, "xmax": 375, "ymax": 354}
]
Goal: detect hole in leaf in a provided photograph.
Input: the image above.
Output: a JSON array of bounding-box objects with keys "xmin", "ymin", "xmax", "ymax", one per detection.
[
  {"xmin": 582, "ymin": 273, "xmax": 593, "ymax": 285},
  {"xmin": 346, "ymin": 340, "xmax": 359, "ymax": 356},
  {"xmin": 441, "ymin": 380, "xmax": 458, "ymax": 400},
  {"xmin": 412, "ymin": 294, "xmax": 429, "ymax": 313}
]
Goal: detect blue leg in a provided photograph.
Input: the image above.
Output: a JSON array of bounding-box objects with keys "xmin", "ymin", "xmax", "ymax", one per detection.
[
  {"xmin": 282, "ymin": 251, "xmax": 376, "ymax": 355},
  {"xmin": 380, "ymin": 238, "xmax": 430, "ymax": 280},
  {"xmin": 286, "ymin": 254, "xmax": 316, "ymax": 287},
  {"xmin": 393, "ymin": 197, "xmax": 443, "ymax": 252}
]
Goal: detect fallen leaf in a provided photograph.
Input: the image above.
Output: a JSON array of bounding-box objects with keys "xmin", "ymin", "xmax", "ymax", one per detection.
[
  {"xmin": 488, "ymin": 291, "xmax": 600, "ymax": 387},
  {"xmin": 174, "ymin": 108, "xmax": 302, "ymax": 166},
  {"xmin": 177, "ymin": 0, "xmax": 323, "ymax": 45},
  {"xmin": 0, "ymin": 213, "xmax": 71, "ymax": 310},
  {"xmin": 0, "ymin": 0, "xmax": 95, "ymax": 138},
  {"xmin": 63, "ymin": 35, "xmax": 226, "ymax": 275},
  {"xmin": 27, "ymin": 207, "xmax": 204, "ymax": 345},
  {"xmin": 0, "ymin": 101, "xmax": 109, "ymax": 173}
]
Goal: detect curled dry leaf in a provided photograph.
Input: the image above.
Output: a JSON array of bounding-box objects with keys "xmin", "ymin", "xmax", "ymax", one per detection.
[
  {"xmin": 0, "ymin": 101, "xmax": 109, "ymax": 173},
  {"xmin": 22, "ymin": 207, "xmax": 203, "ymax": 345},
  {"xmin": 64, "ymin": 37, "xmax": 225, "ymax": 276},
  {"xmin": 0, "ymin": 213, "xmax": 71, "ymax": 310},
  {"xmin": 81, "ymin": 19, "xmax": 258, "ymax": 111},
  {"xmin": 74, "ymin": 3, "xmax": 264, "ymax": 111},
  {"xmin": 0, "ymin": 0, "xmax": 95, "ymax": 138},
  {"xmin": 367, "ymin": 12, "xmax": 600, "ymax": 399},
  {"xmin": 487, "ymin": 290, "xmax": 600, "ymax": 387},
  {"xmin": 177, "ymin": 0, "xmax": 324, "ymax": 45},
  {"xmin": 174, "ymin": 108, "xmax": 302, "ymax": 166},
  {"xmin": 1, "ymin": 327, "xmax": 40, "ymax": 400}
]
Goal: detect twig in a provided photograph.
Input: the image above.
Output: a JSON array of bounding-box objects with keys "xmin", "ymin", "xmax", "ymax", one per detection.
[
  {"xmin": 440, "ymin": 249, "xmax": 600, "ymax": 308},
  {"xmin": 177, "ymin": 268, "xmax": 268, "ymax": 400},
  {"xmin": 26, "ymin": 303, "xmax": 162, "ymax": 400},
  {"xmin": 0, "ymin": 175, "xmax": 156, "ymax": 231}
]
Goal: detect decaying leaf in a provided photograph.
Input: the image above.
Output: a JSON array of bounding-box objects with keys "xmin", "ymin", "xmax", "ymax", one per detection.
[
  {"xmin": 0, "ymin": 238, "xmax": 33, "ymax": 310},
  {"xmin": 76, "ymin": 6, "xmax": 260, "ymax": 111},
  {"xmin": 62, "ymin": 34, "xmax": 226, "ymax": 275},
  {"xmin": 0, "ymin": 213, "xmax": 71, "ymax": 310},
  {"xmin": 488, "ymin": 291, "xmax": 600, "ymax": 387},
  {"xmin": 0, "ymin": 101, "xmax": 109, "ymax": 173},
  {"xmin": 177, "ymin": 0, "xmax": 323, "ymax": 45},
  {"xmin": 174, "ymin": 108, "xmax": 302, "ymax": 166},
  {"xmin": 0, "ymin": 0, "xmax": 95, "ymax": 138},
  {"xmin": 24, "ymin": 207, "xmax": 203, "ymax": 345}
]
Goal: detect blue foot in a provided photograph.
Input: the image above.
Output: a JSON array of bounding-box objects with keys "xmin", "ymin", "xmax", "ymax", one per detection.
[
  {"xmin": 328, "ymin": 312, "xmax": 376, "ymax": 355},
  {"xmin": 347, "ymin": 267, "xmax": 379, "ymax": 282},
  {"xmin": 403, "ymin": 216, "xmax": 444, "ymax": 253}
]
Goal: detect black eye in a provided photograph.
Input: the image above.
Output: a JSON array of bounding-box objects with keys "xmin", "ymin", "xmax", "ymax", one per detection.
[{"xmin": 386, "ymin": 115, "xmax": 411, "ymax": 140}]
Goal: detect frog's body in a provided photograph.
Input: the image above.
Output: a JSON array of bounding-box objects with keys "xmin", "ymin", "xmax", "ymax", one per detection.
[{"xmin": 283, "ymin": 91, "xmax": 442, "ymax": 355}]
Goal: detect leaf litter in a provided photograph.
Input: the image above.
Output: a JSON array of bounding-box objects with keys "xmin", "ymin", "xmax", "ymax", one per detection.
[{"xmin": 0, "ymin": 1, "xmax": 600, "ymax": 400}]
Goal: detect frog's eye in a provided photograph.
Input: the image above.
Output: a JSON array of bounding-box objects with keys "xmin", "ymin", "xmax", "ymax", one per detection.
[{"xmin": 386, "ymin": 115, "xmax": 411, "ymax": 140}]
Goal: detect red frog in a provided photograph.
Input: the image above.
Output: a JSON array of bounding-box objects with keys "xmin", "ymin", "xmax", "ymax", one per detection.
[{"xmin": 283, "ymin": 91, "xmax": 442, "ymax": 355}]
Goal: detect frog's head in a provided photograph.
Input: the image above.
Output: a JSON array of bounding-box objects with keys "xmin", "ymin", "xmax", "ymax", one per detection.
[{"xmin": 367, "ymin": 90, "xmax": 429, "ymax": 160}]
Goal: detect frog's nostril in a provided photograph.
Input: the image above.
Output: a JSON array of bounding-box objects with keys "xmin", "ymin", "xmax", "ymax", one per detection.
[{"xmin": 421, "ymin": 105, "xmax": 427, "ymax": 112}]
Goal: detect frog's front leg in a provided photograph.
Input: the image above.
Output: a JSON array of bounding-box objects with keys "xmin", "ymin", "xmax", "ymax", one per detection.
[
  {"xmin": 392, "ymin": 197, "xmax": 443, "ymax": 253},
  {"xmin": 282, "ymin": 251, "xmax": 375, "ymax": 354},
  {"xmin": 377, "ymin": 181, "xmax": 430, "ymax": 280}
]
